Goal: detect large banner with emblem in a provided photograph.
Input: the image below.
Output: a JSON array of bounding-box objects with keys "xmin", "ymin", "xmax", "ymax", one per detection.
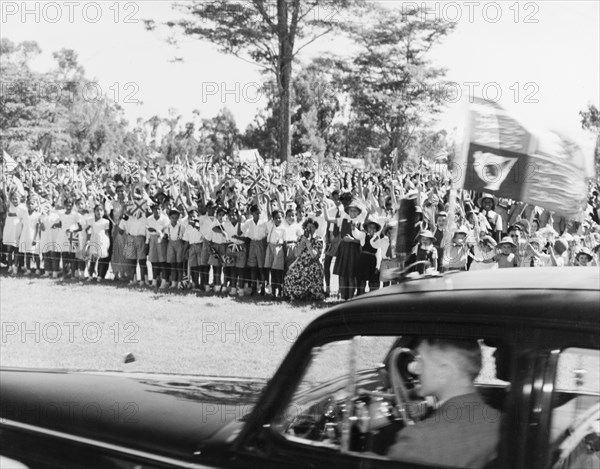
[{"xmin": 455, "ymin": 98, "xmax": 591, "ymax": 217}]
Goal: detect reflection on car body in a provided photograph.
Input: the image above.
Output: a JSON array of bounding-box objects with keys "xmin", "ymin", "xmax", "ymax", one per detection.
[{"xmin": 0, "ymin": 267, "xmax": 599, "ymax": 469}]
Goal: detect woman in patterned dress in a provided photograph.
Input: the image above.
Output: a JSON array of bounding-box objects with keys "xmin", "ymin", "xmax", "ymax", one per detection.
[{"xmin": 283, "ymin": 218, "xmax": 325, "ymax": 301}]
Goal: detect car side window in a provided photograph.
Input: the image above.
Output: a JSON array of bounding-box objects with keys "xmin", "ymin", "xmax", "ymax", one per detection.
[
  {"xmin": 271, "ymin": 335, "xmax": 508, "ymax": 468},
  {"xmin": 273, "ymin": 336, "xmax": 396, "ymax": 449},
  {"xmin": 550, "ymin": 347, "xmax": 600, "ymax": 469}
]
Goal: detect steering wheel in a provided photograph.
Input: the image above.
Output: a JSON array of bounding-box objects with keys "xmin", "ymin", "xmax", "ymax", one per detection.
[
  {"xmin": 388, "ymin": 347, "xmax": 422, "ymax": 423},
  {"xmin": 288, "ymin": 397, "xmax": 343, "ymax": 443}
]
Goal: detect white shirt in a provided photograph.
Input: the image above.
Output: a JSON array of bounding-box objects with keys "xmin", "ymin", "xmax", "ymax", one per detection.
[
  {"xmin": 121, "ymin": 216, "xmax": 147, "ymax": 237},
  {"xmin": 265, "ymin": 221, "xmax": 287, "ymax": 244},
  {"xmin": 199, "ymin": 215, "xmax": 215, "ymax": 242},
  {"xmin": 224, "ymin": 220, "xmax": 244, "ymax": 245},
  {"xmin": 210, "ymin": 219, "xmax": 229, "ymax": 244},
  {"xmin": 165, "ymin": 222, "xmax": 184, "ymax": 241},
  {"xmin": 146, "ymin": 213, "xmax": 169, "ymax": 242},
  {"xmin": 57, "ymin": 211, "xmax": 81, "ymax": 247},
  {"xmin": 241, "ymin": 218, "xmax": 267, "ymax": 241},
  {"xmin": 183, "ymin": 225, "xmax": 203, "ymax": 244},
  {"xmin": 284, "ymin": 221, "xmax": 302, "ymax": 242}
]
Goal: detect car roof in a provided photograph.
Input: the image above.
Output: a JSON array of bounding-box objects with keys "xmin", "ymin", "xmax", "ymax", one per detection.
[
  {"xmin": 363, "ymin": 266, "xmax": 599, "ymax": 295},
  {"xmin": 307, "ymin": 267, "xmax": 600, "ymax": 334}
]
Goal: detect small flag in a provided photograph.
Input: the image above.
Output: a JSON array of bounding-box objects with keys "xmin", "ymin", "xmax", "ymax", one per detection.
[
  {"xmin": 2, "ymin": 150, "xmax": 18, "ymax": 173},
  {"xmin": 128, "ymin": 198, "xmax": 148, "ymax": 218},
  {"xmin": 243, "ymin": 173, "xmax": 267, "ymax": 193}
]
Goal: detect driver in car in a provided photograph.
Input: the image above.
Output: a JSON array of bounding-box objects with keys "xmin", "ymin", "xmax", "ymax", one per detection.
[{"xmin": 387, "ymin": 338, "xmax": 501, "ymax": 468}]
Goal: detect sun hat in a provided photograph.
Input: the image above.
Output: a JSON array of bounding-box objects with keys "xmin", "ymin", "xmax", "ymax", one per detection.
[
  {"xmin": 363, "ymin": 219, "xmax": 382, "ymax": 232},
  {"xmin": 344, "ymin": 199, "xmax": 363, "ymax": 215},
  {"xmin": 477, "ymin": 193, "xmax": 498, "ymax": 208},
  {"xmin": 576, "ymin": 247, "xmax": 594, "ymax": 261},
  {"xmin": 498, "ymin": 236, "xmax": 516, "ymax": 247}
]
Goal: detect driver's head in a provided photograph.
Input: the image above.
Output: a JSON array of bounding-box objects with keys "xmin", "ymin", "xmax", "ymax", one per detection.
[{"xmin": 413, "ymin": 338, "xmax": 482, "ymax": 400}]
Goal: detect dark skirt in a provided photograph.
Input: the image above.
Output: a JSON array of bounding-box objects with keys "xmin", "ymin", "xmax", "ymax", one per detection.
[
  {"xmin": 333, "ymin": 241, "xmax": 361, "ymax": 278},
  {"xmin": 356, "ymin": 252, "xmax": 377, "ymax": 282}
]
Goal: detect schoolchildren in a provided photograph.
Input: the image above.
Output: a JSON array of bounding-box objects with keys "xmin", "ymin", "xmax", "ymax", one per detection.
[
  {"xmin": 73, "ymin": 197, "xmax": 93, "ymax": 279},
  {"xmin": 322, "ymin": 191, "xmax": 346, "ymax": 296},
  {"xmin": 146, "ymin": 203, "xmax": 170, "ymax": 289},
  {"xmin": 442, "ymin": 226, "xmax": 471, "ymax": 271},
  {"xmin": 2, "ymin": 191, "xmax": 26, "ymax": 275},
  {"xmin": 371, "ymin": 222, "xmax": 400, "ymax": 287},
  {"xmin": 39, "ymin": 201, "xmax": 61, "ymax": 278},
  {"xmin": 283, "ymin": 208, "xmax": 302, "ymax": 278},
  {"xmin": 575, "ymin": 247, "xmax": 595, "ymax": 266},
  {"xmin": 87, "ymin": 204, "xmax": 111, "ymax": 281},
  {"xmin": 520, "ymin": 237, "xmax": 551, "ymax": 267},
  {"xmin": 198, "ymin": 202, "xmax": 216, "ymax": 291},
  {"xmin": 209, "ymin": 206, "xmax": 230, "ymax": 292},
  {"xmin": 224, "ymin": 207, "xmax": 247, "ymax": 296},
  {"xmin": 110, "ymin": 182, "xmax": 129, "ymax": 281},
  {"xmin": 240, "ymin": 204, "xmax": 267, "ymax": 295},
  {"xmin": 264, "ymin": 210, "xmax": 287, "ymax": 297},
  {"xmin": 18, "ymin": 195, "xmax": 42, "ymax": 275},
  {"xmin": 329, "ymin": 199, "xmax": 365, "ymax": 300},
  {"xmin": 54, "ymin": 198, "xmax": 81, "ymax": 278},
  {"xmin": 183, "ymin": 209, "xmax": 203, "ymax": 290},
  {"xmin": 409, "ymin": 229, "xmax": 438, "ymax": 274},
  {"xmin": 121, "ymin": 196, "xmax": 149, "ymax": 286},
  {"xmin": 164, "ymin": 208, "xmax": 185, "ymax": 289},
  {"xmin": 356, "ymin": 219, "xmax": 381, "ymax": 295},
  {"xmin": 496, "ymin": 236, "xmax": 518, "ymax": 268},
  {"xmin": 469, "ymin": 233, "xmax": 498, "ymax": 270},
  {"xmin": 478, "ymin": 194, "xmax": 503, "ymax": 242}
]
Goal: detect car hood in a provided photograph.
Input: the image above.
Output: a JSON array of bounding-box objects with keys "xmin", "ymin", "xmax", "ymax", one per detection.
[{"xmin": 0, "ymin": 368, "xmax": 267, "ymax": 461}]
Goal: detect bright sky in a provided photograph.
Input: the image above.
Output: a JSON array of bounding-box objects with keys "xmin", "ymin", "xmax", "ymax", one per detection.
[{"xmin": 2, "ymin": 1, "xmax": 599, "ymax": 151}]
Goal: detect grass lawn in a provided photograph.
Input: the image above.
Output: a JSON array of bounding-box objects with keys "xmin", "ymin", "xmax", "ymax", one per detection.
[
  {"xmin": 2, "ymin": 275, "xmax": 592, "ymax": 391},
  {"xmin": 0, "ymin": 275, "xmax": 333, "ymax": 378}
]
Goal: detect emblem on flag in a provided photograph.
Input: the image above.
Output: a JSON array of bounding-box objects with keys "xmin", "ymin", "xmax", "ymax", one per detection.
[{"xmin": 472, "ymin": 151, "xmax": 518, "ymax": 191}]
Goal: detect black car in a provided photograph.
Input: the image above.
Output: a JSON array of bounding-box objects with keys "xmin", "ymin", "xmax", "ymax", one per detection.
[{"xmin": 1, "ymin": 267, "xmax": 599, "ymax": 469}]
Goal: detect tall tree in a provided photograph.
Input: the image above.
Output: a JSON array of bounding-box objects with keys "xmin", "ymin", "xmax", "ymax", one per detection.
[
  {"xmin": 292, "ymin": 60, "xmax": 342, "ymax": 158},
  {"xmin": 201, "ymin": 107, "xmax": 240, "ymax": 162},
  {"xmin": 338, "ymin": 5, "xmax": 455, "ymax": 165},
  {"xmin": 145, "ymin": 0, "xmax": 365, "ymax": 162},
  {"xmin": 0, "ymin": 39, "xmax": 145, "ymax": 161}
]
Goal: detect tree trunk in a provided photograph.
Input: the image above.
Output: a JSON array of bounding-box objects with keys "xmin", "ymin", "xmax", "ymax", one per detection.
[
  {"xmin": 277, "ymin": 0, "xmax": 292, "ymax": 163},
  {"xmin": 278, "ymin": 61, "xmax": 292, "ymax": 163}
]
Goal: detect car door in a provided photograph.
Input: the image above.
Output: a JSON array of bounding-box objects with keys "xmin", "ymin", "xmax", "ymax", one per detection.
[
  {"xmin": 524, "ymin": 332, "xmax": 600, "ymax": 469},
  {"xmin": 232, "ymin": 318, "xmax": 521, "ymax": 469}
]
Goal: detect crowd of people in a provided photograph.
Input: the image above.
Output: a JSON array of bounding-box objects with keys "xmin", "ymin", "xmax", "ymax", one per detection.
[{"xmin": 1, "ymin": 153, "xmax": 599, "ymax": 301}]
